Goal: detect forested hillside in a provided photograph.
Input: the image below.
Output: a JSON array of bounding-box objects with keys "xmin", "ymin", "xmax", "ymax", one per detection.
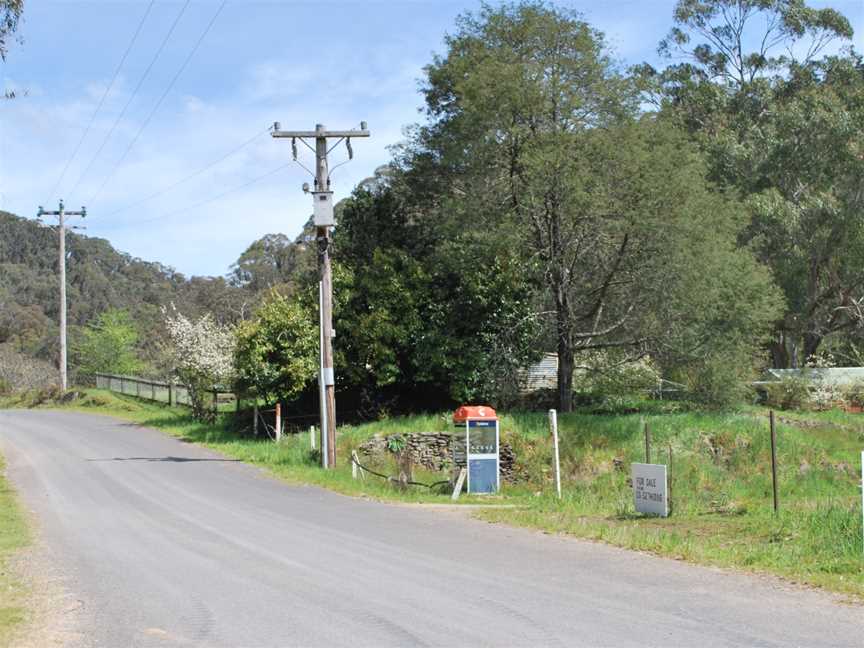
[{"xmin": 0, "ymin": 210, "xmax": 311, "ymax": 372}]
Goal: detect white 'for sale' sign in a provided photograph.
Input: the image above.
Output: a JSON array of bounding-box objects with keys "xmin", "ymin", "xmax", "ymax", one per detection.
[{"xmin": 632, "ymin": 463, "xmax": 668, "ymax": 517}]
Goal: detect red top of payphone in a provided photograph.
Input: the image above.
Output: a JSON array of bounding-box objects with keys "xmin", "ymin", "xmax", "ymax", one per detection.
[{"xmin": 453, "ymin": 405, "xmax": 498, "ymax": 423}]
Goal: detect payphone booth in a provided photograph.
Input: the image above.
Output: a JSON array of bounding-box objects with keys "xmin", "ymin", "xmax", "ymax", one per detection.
[{"xmin": 453, "ymin": 405, "xmax": 500, "ymax": 494}]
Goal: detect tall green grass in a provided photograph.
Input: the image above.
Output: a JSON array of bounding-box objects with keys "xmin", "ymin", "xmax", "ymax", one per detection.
[{"xmin": 0, "ymin": 455, "xmax": 30, "ymax": 647}]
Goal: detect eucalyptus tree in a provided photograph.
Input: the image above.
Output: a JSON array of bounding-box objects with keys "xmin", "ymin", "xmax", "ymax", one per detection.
[
  {"xmin": 1, "ymin": 0, "xmax": 23, "ymax": 99},
  {"xmin": 645, "ymin": 0, "xmax": 861, "ymax": 366},
  {"xmin": 0, "ymin": 0, "xmax": 22, "ymax": 61},
  {"xmin": 410, "ymin": 2, "xmax": 781, "ymax": 409}
]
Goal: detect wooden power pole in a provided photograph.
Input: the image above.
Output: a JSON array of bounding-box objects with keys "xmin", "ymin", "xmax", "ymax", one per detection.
[
  {"xmin": 271, "ymin": 122, "xmax": 370, "ymax": 468},
  {"xmin": 37, "ymin": 200, "xmax": 86, "ymax": 391}
]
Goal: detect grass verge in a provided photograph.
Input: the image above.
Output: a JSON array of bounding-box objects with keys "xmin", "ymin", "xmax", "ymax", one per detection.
[
  {"xmin": 0, "ymin": 454, "xmax": 30, "ymax": 648},
  {"xmin": 4, "ymin": 389, "xmax": 863, "ymax": 599}
]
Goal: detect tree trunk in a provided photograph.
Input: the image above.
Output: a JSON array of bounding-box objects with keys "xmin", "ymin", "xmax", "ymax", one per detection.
[
  {"xmin": 770, "ymin": 341, "xmax": 788, "ymax": 368},
  {"xmin": 557, "ymin": 341, "xmax": 574, "ymax": 412},
  {"xmin": 770, "ymin": 331, "xmax": 791, "ymax": 368},
  {"xmin": 556, "ymin": 295, "xmax": 573, "ymax": 412},
  {"xmin": 802, "ymin": 331, "xmax": 822, "ymax": 364}
]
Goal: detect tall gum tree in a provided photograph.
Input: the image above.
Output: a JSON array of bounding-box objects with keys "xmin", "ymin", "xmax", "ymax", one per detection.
[
  {"xmin": 411, "ymin": 1, "xmax": 781, "ymax": 409},
  {"xmin": 643, "ymin": 0, "xmax": 861, "ymax": 367},
  {"xmin": 414, "ymin": 2, "xmax": 638, "ymax": 410}
]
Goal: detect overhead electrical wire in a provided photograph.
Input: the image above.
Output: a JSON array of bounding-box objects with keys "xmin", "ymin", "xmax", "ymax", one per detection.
[
  {"xmin": 87, "ymin": 0, "xmax": 227, "ymax": 207},
  {"xmin": 94, "ymin": 126, "xmax": 272, "ymax": 220},
  {"xmin": 95, "ymin": 162, "xmax": 292, "ymax": 230},
  {"xmin": 46, "ymin": 0, "xmax": 156, "ymax": 205},
  {"xmin": 64, "ymin": 0, "xmax": 192, "ymax": 203}
]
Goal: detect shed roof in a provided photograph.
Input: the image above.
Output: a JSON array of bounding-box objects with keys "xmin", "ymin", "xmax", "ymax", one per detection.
[{"xmin": 760, "ymin": 367, "xmax": 864, "ymax": 386}]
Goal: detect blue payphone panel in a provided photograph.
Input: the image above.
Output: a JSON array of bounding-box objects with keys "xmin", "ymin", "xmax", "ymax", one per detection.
[{"xmin": 466, "ymin": 419, "xmax": 499, "ymax": 494}]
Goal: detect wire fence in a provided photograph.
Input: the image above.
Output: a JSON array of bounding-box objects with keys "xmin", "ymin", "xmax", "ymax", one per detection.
[{"xmin": 94, "ymin": 373, "xmax": 236, "ymax": 411}]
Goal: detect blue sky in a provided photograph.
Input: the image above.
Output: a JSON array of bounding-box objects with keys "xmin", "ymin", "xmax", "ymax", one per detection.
[{"xmin": 1, "ymin": 0, "xmax": 861, "ymax": 277}]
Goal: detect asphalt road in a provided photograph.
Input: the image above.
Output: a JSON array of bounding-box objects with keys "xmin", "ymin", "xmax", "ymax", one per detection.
[{"xmin": 1, "ymin": 410, "xmax": 861, "ymax": 648}]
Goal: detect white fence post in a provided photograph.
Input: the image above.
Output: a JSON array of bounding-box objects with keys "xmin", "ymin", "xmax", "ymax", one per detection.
[
  {"xmin": 451, "ymin": 467, "xmax": 467, "ymax": 501},
  {"xmin": 549, "ymin": 409, "xmax": 562, "ymax": 499}
]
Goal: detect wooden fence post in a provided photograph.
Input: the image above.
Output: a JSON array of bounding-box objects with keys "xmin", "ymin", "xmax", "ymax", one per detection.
[
  {"xmin": 644, "ymin": 420, "xmax": 651, "ymax": 464},
  {"xmin": 451, "ymin": 468, "xmax": 467, "ymax": 501},
  {"xmin": 668, "ymin": 443, "xmax": 673, "ymax": 514},
  {"xmin": 253, "ymin": 404, "xmax": 258, "ymax": 436},
  {"xmin": 168, "ymin": 381, "xmax": 174, "ymax": 407},
  {"xmin": 275, "ymin": 403, "xmax": 282, "ymax": 443}
]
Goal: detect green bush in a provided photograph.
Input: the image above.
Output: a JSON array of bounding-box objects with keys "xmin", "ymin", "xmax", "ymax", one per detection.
[
  {"xmin": 234, "ymin": 291, "xmax": 317, "ymax": 405},
  {"xmin": 841, "ymin": 380, "xmax": 864, "ymax": 409},
  {"xmin": 763, "ymin": 374, "xmax": 812, "ymax": 410},
  {"xmin": 72, "ymin": 309, "xmax": 143, "ymax": 377},
  {"xmin": 578, "ymin": 395, "xmax": 685, "ymax": 415},
  {"xmin": 676, "ymin": 346, "xmax": 761, "ymax": 409},
  {"xmin": 573, "ymin": 353, "xmax": 661, "ymax": 402}
]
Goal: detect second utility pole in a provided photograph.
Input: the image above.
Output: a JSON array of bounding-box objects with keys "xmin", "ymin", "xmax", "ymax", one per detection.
[
  {"xmin": 37, "ymin": 200, "xmax": 86, "ymax": 391},
  {"xmin": 271, "ymin": 122, "xmax": 370, "ymax": 468}
]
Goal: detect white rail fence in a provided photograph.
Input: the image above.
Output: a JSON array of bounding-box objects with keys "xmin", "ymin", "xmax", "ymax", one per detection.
[{"xmin": 94, "ymin": 373, "xmax": 236, "ymax": 410}]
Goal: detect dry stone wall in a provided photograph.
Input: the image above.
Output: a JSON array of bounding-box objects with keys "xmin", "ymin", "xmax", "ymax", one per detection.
[{"xmin": 358, "ymin": 432, "xmax": 516, "ymax": 481}]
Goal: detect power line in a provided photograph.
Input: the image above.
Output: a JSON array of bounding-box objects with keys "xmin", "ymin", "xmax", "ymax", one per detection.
[
  {"xmin": 95, "ymin": 126, "xmax": 271, "ymax": 220},
  {"xmin": 87, "ymin": 0, "xmax": 227, "ymax": 207},
  {"xmin": 95, "ymin": 162, "xmax": 292, "ymax": 230},
  {"xmin": 64, "ymin": 0, "xmax": 191, "ymax": 203},
  {"xmin": 46, "ymin": 0, "xmax": 156, "ymax": 205}
]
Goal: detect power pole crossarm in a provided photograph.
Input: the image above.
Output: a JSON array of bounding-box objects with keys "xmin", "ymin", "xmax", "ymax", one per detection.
[
  {"xmin": 36, "ymin": 200, "xmax": 87, "ymax": 392},
  {"xmin": 271, "ymin": 128, "xmax": 370, "ymax": 139},
  {"xmin": 270, "ymin": 121, "xmax": 370, "ymax": 469}
]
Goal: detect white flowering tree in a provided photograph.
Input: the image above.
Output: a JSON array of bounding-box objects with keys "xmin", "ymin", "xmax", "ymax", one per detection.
[{"xmin": 163, "ymin": 305, "xmax": 236, "ymax": 422}]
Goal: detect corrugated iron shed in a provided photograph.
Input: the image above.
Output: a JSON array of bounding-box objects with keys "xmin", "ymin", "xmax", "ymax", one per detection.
[{"xmin": 520, "ymin": 353, "xmax": 558, "ymax": 393}]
